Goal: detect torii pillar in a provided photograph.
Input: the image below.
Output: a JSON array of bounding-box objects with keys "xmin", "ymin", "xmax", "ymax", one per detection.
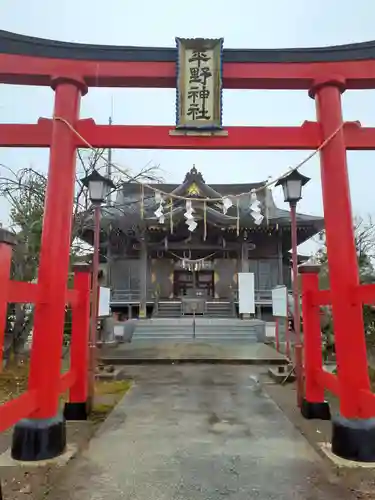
[
  {"xmin": 305, "ymin": 77, "xmax": 373, "ymax": 460},
  {"xmin": 11, "ymin": 76, "xmax": 88, "ymax": 462}
]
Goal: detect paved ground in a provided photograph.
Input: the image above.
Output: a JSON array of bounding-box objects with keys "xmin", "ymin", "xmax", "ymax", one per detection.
[
  {"xmin": 49, "ymin": 365, "xmax": 354, "ymax": 500},
  {"xmin": 100, "ymin": 341, "xmax": 285, "ymax": 364}
]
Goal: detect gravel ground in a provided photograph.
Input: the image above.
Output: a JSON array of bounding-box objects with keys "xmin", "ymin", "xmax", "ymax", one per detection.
[{"xmin": 0, "ymin": 421, "xmax": 95, "ymax": 499}]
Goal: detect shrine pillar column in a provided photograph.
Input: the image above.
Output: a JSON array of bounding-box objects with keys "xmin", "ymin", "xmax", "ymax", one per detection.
[
  {"xmin": 310, "ymin": 78, "xmax": 375, "ymax": 461},
  {"xmin": 11, "ymin": 76, "xmax": 87, "ymax": 462},
  {"xmin": 240, "ymin": 242, "xmax": 249, "ymax": 273},
  {"xmin": 139, "ymin": 234, "xmax": 148, "ymax": 318},
  {"xmin": 277, "ymin": 232, "xmax": 284, "ymax": 285}
]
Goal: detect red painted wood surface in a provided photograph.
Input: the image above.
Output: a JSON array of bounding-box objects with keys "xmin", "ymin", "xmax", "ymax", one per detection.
[
  {"xmin": 301, "ymin": 272, "xmax": 326, "ymax": 403},
  {"xmin": 60, "ymin": 370, "xmax": 76, "ymax": 394},
  {"xmin": 1, "ymin": 54, "xmax": 375, "ymax": 89},
  {"xmin": 0, "ymin": 243, "xmax": 12, "ymax": 368},
  {"xmin": 7, "ymin": 281, "xmax": 39, "ymax": 303},
  {"xmin": 69, "ymin": 268, "xmax": 91, "ymax": 405},
  {"xmin": 0, "ymin": 392, "xmax": 37, "ymax": 433},
  {"xmin": 315, "ymin": 82, "xmax": 371, "ymax": 418},
  {"xmin": 301, "ymin": 268, "xmax": 375, "ymax": 418},
  {"xmin": 27, "ymin": 80, "xmax": 83, "ymax": 419},
  {"xmin": 1, "ymin": 120, "xmax": 375, "ymax": 150}
]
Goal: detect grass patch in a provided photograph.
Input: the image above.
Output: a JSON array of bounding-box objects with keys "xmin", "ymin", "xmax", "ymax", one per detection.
[
  {"xmin": 95, "ymin": 379, "xmax": 131, "ymax": 396},
  {"xmin": 369, "ymin": 365, "xmax": 375, "ymax": 391},
  {"xmin": 91, "ymin": 379, "xmax": 131, "ymax": 424},
  {"xmin": 0, "ymin": 360, "xmax": 29, "ymax": 404},
  {"xmin": 0, "ymin": 359, "xmax": 131, "ymax": 426},
  {"xmin": 90, "ymin": 404, "xmax": 116, "ymax": 424}
]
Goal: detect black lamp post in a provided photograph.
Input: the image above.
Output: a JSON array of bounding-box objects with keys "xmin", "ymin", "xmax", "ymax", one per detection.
[
  {"xmin": 80, "ymin": 170, "xmax": 115, "ymax": 408},
  {"xmin": 276, "ymin": 169, "xmax": 310, "ymax": 206},
  {"xmin": 276, "ymin": 169, "xmax": 310, "ymax": 408}
]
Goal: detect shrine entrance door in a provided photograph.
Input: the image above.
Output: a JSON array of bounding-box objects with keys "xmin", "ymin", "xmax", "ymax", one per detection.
[{"xmin": 173, "ymin": 270, "xmax": 214, "ymax": 298}]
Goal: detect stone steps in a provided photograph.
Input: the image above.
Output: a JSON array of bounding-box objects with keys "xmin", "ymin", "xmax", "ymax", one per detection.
[
  {"xmin": 132, "ymin": 318, "xmax": 265, "ymax": 343},
  {"xmin": 205, "ymin": 301, "xmax": 235, "ymax": 318},
  {"xmin": 154, "ymin": 302, "xmax": 182, "ymax": 318}
]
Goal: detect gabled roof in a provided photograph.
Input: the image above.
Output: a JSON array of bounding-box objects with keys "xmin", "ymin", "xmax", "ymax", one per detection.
[
  {"xmin": 111, "ymin": 166, "xmax": 323, "ymax": 231},
  {"xmin": 169, "ymin": 165, "xmax": 224, "ymax": 200}
]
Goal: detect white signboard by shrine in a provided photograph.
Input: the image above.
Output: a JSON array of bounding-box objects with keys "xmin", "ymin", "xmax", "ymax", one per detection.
[
  {"xmin": 98, "ymin": 287, "xmax": 111, "ymax": 317},
  {"xmin": 238, "ymin": 272, "xmax": 255, "ymax": 315},
  {"xmin": 175, "ymin": 37, "xmax": 223, "ymax": 130},
  {"xmin": 271, "ymin": 286, "xmax": 288, "ymax": 318}
]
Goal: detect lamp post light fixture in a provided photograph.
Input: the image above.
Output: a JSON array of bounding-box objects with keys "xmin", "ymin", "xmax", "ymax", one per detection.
[
  {"xmin": 276, "ymin": 169, "xmax": 311, "ymax": 409},
  {"xmin": 80, "ymin": 170, "xmax": 115, "ymax": 410},
  {"xmin": 81, "ymin": 168, "xmax": 115, "ymax": 205},
  {"xmin": 277, "ymin": 169, "xmax": 310, "ymax": 206}
]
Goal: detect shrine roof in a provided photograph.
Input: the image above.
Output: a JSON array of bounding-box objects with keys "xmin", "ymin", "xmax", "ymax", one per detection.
[
  {"xmin": 118, "ymin": 180, "xmax": 266, "ymax": 198},
  {"xmin": 1, "ymin": 30, "xmax": 375, "ymax": 63},
  {"xmin": 112, "ymin": 169, "xmax": 323, "ymax": 229}
]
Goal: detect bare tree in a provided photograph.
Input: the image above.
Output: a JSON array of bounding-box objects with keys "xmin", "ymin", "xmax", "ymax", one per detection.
[
  {"xmin": 313, "ymin": 214, "xmax": 375, "ymax": 356},
  {"xmin": 315, "ymin": 214, "xmax": 375, "ymax": 288},
  {"xmin": 0, "ymin": 151, "xmax": 162, "ymax": 363}
]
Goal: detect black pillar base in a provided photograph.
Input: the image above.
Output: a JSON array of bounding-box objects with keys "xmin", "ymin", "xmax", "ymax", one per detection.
[
  {"xmin": 301, "ymin": 398, "xmax": 331, "ymax": 420},
  {"xmin": 11, "ymin": 413, "xmax": 66, "ymax": 461},
  {"xmin": 332, "ymin": 415, "xmax": 375, "ymax": 462},
  {"xmin": 63, "ymin": 402, "xmax": 88, "ymax": 421}
]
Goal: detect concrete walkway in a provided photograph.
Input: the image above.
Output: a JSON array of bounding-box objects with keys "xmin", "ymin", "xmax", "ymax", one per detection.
[
  {"xmin": 100, "ymin": 341, "xmax": 285, "ymax": 364},
  {"xmin": 51, "ymin": 365, "xmax": 352, "ymax": 499}
]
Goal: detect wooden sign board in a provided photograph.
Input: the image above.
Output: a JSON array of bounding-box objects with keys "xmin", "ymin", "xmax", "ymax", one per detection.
[
  {"xmin": 98, "ymin": 287, "xmax": 111, "ymax": 317},
  {"xmin": 238, "ymin": 272, "xmax": 255, "ymax": 314},
  {"xmin": 272, "ymin": 286, "xmax": 288, "ymax": 317},
  {"xmin": 175, "ymin": 37, "xmax": 223, "ymax": 130}
]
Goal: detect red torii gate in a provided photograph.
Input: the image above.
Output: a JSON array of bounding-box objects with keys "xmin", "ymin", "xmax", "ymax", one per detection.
[{"xmin": 1, "ymin": 30, "xmax": 375, "ymax": 462}]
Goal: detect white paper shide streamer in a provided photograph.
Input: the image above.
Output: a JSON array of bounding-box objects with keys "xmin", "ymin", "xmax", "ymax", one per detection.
[
  {"xmin": 222, "ymin": 196, "xmax": 233, "ymax": 215},
  {"xmin": 154, "ymin": 192, "xmax": 165, "ymax": 224},
  {"xmin": 250, "ymin": 189, "xmax": 264, "ymax": 225},
  {"xmin": 184, "ymin": 200, "xmax": 197, "ymax": 232}
]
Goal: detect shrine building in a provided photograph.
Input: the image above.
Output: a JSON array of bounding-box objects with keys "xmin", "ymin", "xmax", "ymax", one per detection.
[{"xmin": 82, "ymin": 166, "xmax": 323, "ymax": 319}]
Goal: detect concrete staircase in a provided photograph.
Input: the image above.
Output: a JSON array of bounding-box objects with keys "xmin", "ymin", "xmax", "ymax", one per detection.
[
  {"xmin": 154, "ymin": 301, "xmax": 182, "ymax": 318},
  {"xmin": 205, "ymin": 301, "xmax": 235, "ymax": 318},
  {"xmin": 132, "ymin": 318, "xmax": 193, "ymax": 342},
  {"xmin": 195, "ymin": 318, "xmax": 264, "ymax": 342},
  {"xmin": 132, "ymin": 318, "xmax": 265, "ymax": 343}
]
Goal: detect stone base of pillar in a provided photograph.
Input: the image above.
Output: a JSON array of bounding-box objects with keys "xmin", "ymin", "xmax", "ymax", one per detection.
[
  {"xmin": 11, "ymin": 413, "xmax": 66, "ymax": 461},
  {"xmin": 301, "ymin": 398, "xmax": 331, "ymax": 420},
  {"xmin": 331, "ymin": 415, "xmax": 375, "ymax": 462},
  {"xmin": 63, "ymin": 402, "xmax": 88, "ymax": 421}
]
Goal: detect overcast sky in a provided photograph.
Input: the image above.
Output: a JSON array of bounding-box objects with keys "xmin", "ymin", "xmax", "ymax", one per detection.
[{"xmin": 1, "ymin": 0, "xmax": 375, "ymax": 254}]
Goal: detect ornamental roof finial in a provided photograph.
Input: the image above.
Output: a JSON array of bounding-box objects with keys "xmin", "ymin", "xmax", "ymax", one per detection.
[{"xmin": 184, "ymin": 164, "xmax": 205, "ymax": 183}]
